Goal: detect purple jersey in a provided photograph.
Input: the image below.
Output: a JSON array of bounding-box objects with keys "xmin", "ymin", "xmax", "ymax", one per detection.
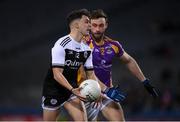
[{"xmin": 85, "ymin": 35, "xmax": 124, "ymax": 87}]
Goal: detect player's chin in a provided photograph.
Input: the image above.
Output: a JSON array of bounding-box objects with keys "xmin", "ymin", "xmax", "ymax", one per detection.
[{"xmin": 94, "ymin": 34, "xmax": 102, "ymax": 39}]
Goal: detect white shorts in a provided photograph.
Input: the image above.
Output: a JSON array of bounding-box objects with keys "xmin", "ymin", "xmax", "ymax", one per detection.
[{"xmin": 84, "ymin": 95, "xmax": 114, "ymax": 121}]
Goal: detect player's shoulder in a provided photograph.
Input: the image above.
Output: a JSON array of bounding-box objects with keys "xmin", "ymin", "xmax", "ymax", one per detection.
[
  {"xmin": 104, "ymin": 36, "xmax": 119, "ymax": 42},
  {"xmin": 104, "ymin": 36, "xmax": 123, "ymax": 46},
  {"xmin": 54, "ymin": 35, "xmax": 72, "ymax": 48}
]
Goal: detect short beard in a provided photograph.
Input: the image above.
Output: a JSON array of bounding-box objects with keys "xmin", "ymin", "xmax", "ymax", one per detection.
[{"xmin": 91, "ymin": 33, "xmax": 104, "ymax": 43}]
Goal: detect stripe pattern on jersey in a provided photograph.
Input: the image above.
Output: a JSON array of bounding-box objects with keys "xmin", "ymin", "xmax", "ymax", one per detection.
[{"xmin": 60, "ymin": 37, "xmax": 71, "ymax": 47}]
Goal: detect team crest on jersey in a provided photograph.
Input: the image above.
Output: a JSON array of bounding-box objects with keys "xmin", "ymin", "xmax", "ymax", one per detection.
[
  {"xmin": 50, "ymin": 99, "xmax": 57, "ymax": 105},
  {"xmin": 105, "ymin": 46, "xmax": 113, "ymax": 54},
  {"xmin": 84, "ymin": 51, "xmax": 88, "ymax": 58}
]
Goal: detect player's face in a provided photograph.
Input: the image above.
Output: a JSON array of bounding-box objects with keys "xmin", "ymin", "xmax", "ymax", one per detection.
[
  {"xmin": 78, "ymin": 15, "xmax": 90, "ymax": 36},
  {"xmin": 90, "ymin": 17, "xmax": 107, "ymax": 40}
]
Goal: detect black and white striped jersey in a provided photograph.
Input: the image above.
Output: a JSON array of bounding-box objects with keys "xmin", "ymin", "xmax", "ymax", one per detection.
[{"xmin": 45, "ymin": 35, "xmax": 93, "ymax": 88}]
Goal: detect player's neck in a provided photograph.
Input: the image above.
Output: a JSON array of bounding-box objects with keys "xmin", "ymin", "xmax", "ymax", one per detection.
[
  {"xmin": 94, "ymin": 39, "xmax": 104, "ymax": 46},
  {"xmin": 92, "ymin": 36, "xmax": 104, "ymax": 46},
  {"xmin": 69, "ymin": 30, "xmax": 83, "ymax": 43},
  {"xmin": 91, "ymin": 34, "xmax": 105, "ymax": 46}
]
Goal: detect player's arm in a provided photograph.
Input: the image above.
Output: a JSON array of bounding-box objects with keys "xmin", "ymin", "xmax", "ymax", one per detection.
[
  {"xmin": 52, "ymin": 67, "xmax": 85, "ymax": 100},
  {"xmin": 119, "ymin": 51, "xmax": 146, "ymax": 82},
  {"xmin": 113, "ymin": 41, "xmax": 145, "ymax": 81},
  {"xmin": 52, "ymin": 68, "xmax": 73, "ymax": 91},
  {"xmin": 51, "ymin": 42, "xmax": 85, "ymax": 100},
  {"xmin": 119, "ymin": 51, "xmax": 159, "ymax": 98},
  {"xmin": 51, "ymin": 43, "xmax": 74, "ymax": 91}
]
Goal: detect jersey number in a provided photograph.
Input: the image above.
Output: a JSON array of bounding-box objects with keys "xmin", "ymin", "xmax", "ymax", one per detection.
[{"xmin": 75, "ymin": 53, "xmax": 80, "ymax": 58}]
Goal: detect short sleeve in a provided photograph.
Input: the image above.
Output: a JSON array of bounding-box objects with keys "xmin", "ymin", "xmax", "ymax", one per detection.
[
  {"xmin": 117, "ymin": 41, "xmax": 124, "ymax": 57},
  {"xmin": 111, "ymin": 41, "xmax": 124, "ymax": 57},
  {"xmin": 51, "ymin": 43, "xmax": 65, "ymax": 68}
]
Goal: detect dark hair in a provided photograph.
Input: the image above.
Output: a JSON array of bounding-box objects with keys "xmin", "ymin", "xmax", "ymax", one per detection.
[
  {"xmin": 66, "ymin": 9, "xmax": 90, "ymax": 25},
  {"xmin": 91, "ymin": 9, "xmax": 108, "ymax": 22}
]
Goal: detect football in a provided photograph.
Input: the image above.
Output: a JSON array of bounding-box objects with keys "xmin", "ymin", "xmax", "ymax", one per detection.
[{"xmin": 79, "ymin": 79, "xmax": 101, "ymax": 102}]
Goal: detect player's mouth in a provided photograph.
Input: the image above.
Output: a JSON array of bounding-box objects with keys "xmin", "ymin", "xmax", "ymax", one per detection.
[{"xmin": 94, "ymin": 33, "xmax": 102, "ymax": 37}]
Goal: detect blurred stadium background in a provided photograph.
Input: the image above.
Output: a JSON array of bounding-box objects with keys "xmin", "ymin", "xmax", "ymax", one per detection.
[{"xmin": 0, "ymin": 0, "xmax": 180, "ymax": 121}]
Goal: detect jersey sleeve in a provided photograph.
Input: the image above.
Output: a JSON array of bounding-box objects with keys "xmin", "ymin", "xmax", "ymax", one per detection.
[
  {"xmin": 51, "ymin": 43, "xmax": 65, "ymax": 68},
  {"xmin": 84, "ymin": 51, "xmax": 93, "ymax": 70},
  {"xmin": 117, "ymin": 41, "xmax": 124, "ymax": 57},
  {"xmin": 112, "ymin": 41, "xmax": 124, "ymax": 57}
]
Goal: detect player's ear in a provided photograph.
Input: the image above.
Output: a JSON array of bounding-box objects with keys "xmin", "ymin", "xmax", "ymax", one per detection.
[
  {"xmin": 71, "ymin": 19, "xmax": 79, "ymax": 29},
  {"xmin": 74, "ymin": 21, "xmax": 79, "ymax": 29}
]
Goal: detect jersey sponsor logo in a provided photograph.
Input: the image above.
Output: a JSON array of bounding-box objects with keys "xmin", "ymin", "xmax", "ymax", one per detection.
[
  {"xmin": 101, "ymin": 59, "xmax": 106, "ymax": 65},
  {"xmin": 60, "ymin": 37, "xmax": 71, "ymax": 47},
  {"xmin": 100, "ymin": 60, "xmax": 112, "ymax": 69},
  {"xmin": 65, "ymin": 60, "xmax": 83, "ymax": 67}
]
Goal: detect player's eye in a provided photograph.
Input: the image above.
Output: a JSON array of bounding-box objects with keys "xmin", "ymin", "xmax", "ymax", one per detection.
[
  {"xmin": 92, "ymin": 23, "xmax": 97, "ymax": 27},
  {"xmin": 99, "ymin": 24, "xmax": 104, "ymax": 28}
]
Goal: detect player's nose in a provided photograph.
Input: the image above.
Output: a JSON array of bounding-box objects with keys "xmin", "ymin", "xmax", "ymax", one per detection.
[{"xmin": 95, "ymin": 26, "xmax": 101, "ymax": 32}]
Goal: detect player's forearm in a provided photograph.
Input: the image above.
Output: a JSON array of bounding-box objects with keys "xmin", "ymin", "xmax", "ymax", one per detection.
[
  {"xmin": 126, "ymin": 57, "xmax": 146, "ymax": 82},
  {"xmin": 53, "ymin": 68, "xmax": 73, "ymax": 91}
]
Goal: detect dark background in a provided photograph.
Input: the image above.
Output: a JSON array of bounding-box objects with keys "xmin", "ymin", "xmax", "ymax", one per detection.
[{"xmin": 0, "ymin": 0, "xmax": 180, "ymax": 120}]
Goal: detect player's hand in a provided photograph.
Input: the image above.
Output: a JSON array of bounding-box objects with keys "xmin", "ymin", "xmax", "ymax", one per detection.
[
  {"xmin": 103, "ymin": 85, "xmax": 126, "ymax": 102},
  {"xmin": 71, "ymin": 87, "xmax": 87, "ymax": 101},
  {"xmin": 91, "ymin": 93, "xmax": 103, "ymax": 108},
  {"xmin": 143, "ymin": 79, "xmax": 159, "ymax": 98}
]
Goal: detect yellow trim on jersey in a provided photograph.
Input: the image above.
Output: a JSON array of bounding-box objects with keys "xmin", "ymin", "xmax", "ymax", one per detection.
[
  {"xmin": 111, "ymin": 44, "xmax": 119, "ymax": 54},
  {"xmin": 89, "ymin": 42, "xmax": 94, "ymax": 49},
  {"xmin": 77, "ymin": 65, "xmax": 87, "ymax": 85},
  {"xmin": 77, "ymin": 69, "xmax": 83, "ymax": 85}
]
